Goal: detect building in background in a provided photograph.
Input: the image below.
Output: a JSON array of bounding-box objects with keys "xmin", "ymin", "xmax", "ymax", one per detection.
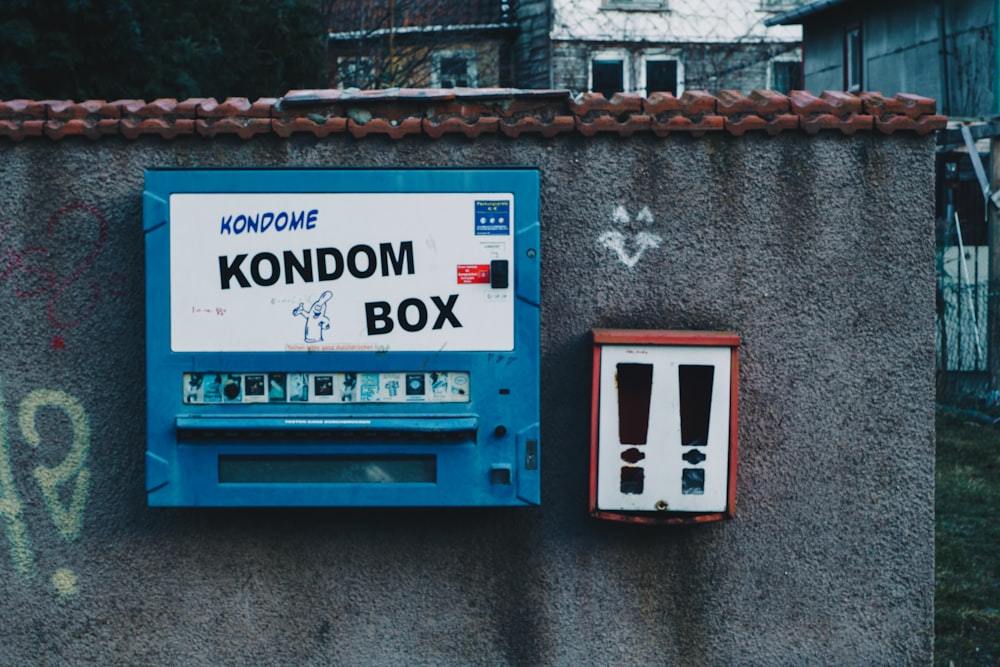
[
  {"xmin": 323, "ymin": 0, "xmax": 549, "ymax": 89},
  {"xmin": 768, "ymin": 0, "xmax": 1000, "ymax": 400},
  {"xmin": 322, "ymin": 1, "xmax": 806, "ymax": 94},
  {"xmin": 765, "ymin": 0, "xmax": 996, "ymax": 115},
  {"xmin": 551, "ymin": 0, "xmax": 805, "ymax": 97}
]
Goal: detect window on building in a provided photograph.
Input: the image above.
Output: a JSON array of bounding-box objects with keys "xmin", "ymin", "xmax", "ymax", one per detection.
[
  {"xmin": 845, "ymin": 25, "xmax": 862, "ymax": 92},
  {"xmin": 337, "ymin": 56, "xmax": 375, "ymax": 89},
  {"xmin": 434, "ymin": 52, "xmax": 477, "ymax": 88},
  {"xmin": 592, "ymin": 54, "xmax": 626, "ymax": 97},
  {"xmin": 770, "ymin": 60, "xmax": 802, "ymax": 94},
  {"xmin": 645, "ymin": 59, "xmax": 678, "ymax": 95}
]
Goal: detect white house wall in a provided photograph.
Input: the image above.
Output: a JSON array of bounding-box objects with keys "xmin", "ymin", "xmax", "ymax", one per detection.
[{"xmin": 552, "ymin": 0, "xmax": 802, "ymax": 44}]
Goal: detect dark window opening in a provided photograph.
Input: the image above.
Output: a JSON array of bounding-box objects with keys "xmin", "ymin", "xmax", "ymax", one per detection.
[
  {"xmin": 337, "ymin": 57, "xmax": 374, "ymax": 89},
  {"xmin": 439, "ymin": 56, "xmax": 472, "ymax": 88},
  {"xmin": 771, "ymin": 60, "xmax": 802, "ymax": 95},
  {"xmin": 592, "ymin": 60, "xmax": 624, "ymax": 97},
  {"xmin": 845, "ymin": 25, "xmax": 862, "ymax": 93},
  {"xmin": 646, "ymin": 60, "xmax": 677, "ymax": 95}
]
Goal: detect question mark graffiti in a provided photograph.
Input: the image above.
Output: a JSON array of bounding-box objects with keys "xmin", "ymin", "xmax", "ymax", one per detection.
[
  {"xmin": 19, "ymin": 390, "xmax": 91, "ymax": 540},
  {"xmin": 0, "ymin": 378, "xmax": 91, "ymax": 594}
]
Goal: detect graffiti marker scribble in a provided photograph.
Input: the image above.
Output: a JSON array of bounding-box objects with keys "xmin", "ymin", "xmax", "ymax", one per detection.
[{"xmin": 0, "ymin": 203, "xmax": 123, "ymax": 339}]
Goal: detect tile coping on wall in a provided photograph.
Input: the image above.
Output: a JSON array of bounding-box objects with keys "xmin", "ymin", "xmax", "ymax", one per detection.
[{"xmin": 0, "ymin": 88, "xmax": 946, "ymax": 141}]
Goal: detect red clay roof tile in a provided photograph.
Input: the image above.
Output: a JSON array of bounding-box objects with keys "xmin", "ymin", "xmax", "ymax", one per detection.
[{"xmin": 0, "ymin": 89, "xmax": 945, "ymax": 141}]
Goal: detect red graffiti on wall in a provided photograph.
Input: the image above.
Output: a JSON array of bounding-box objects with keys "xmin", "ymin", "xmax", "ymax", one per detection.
[{"xmin": 0, "ymin": 203, "xmax": 126, "ymax": 346}]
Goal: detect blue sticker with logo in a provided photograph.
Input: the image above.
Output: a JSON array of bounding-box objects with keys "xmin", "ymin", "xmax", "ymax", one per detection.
[{"xmin": 475, "ymin": 200, "xmax": 511, "ymax": 236}]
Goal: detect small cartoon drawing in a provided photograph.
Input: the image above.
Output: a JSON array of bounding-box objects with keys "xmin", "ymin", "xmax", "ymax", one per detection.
[{"xmin": 293, "ymin": 291, "xmax": 332, "ymax": 343}]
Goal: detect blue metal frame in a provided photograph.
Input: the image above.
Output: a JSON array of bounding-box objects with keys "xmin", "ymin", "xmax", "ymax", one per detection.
[{"xmin": 144, "ymin": 168, "xmax": 540, "ymax": 507}]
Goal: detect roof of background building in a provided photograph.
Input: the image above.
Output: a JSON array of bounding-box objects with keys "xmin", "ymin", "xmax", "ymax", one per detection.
[
  {"xmin": 764, "ymin": 0, "xmax": 853, "ymax": 26},
  {"xmin": 0, "ymin": 88, "xmax": 945, "ymax": 141}
]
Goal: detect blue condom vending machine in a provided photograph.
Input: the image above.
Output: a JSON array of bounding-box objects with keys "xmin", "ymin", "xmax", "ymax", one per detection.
[{"xmin": 143, "ymin": 168, "xmax": 540, "ymax": 507}]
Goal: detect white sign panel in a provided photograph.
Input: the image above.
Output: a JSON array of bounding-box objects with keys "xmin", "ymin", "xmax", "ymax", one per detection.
[
  {"xmin": 597, "ymin": 345, "xmax": 731, "ymax": 513},
  {"xmin": 170, "ymin": 192, "xmax": 515, "ymax": 352}
]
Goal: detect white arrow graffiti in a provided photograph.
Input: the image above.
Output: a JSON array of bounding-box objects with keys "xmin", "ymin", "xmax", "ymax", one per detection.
[
  {"xmin": 598, "ymin": 230, "xmax": 663, "ymax": 268},
  {"xmin": 599, "ymin": 205, "xmax": 663, "ymax": 268}
]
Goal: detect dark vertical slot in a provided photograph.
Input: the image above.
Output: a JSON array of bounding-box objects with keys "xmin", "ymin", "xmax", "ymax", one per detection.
[
  {"xmin": 620, "ymin": 466, "xmax": 645, "ymax": 494},
  {"xmin": 679, "ymin": 365, "xmax": 714, "ymax": 446},
  {"xmin": 616, "ymin": 363, "xmax": 654, "ymax": 445}
]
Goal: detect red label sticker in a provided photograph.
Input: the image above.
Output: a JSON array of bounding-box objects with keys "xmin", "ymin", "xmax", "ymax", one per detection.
[{"xmin": 457, "ymin": 264, "xmax": 491, "ymax": 284}]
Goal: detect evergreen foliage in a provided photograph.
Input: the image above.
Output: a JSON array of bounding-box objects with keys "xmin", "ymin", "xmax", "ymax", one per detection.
[{"xmin": 0, "ymin": 0, "xmax": 325, "ymax": 100}]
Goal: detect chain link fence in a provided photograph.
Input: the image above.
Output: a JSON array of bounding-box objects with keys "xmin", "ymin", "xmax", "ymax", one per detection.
[{"xmin": 937, "ymin": 243, "xmax": 990, "ymax": 401}]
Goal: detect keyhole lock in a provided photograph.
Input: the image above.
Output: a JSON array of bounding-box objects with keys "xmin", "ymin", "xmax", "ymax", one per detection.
[{"xmin": 655, "ymin": 500, "xmax": 669, "ymax": 512}]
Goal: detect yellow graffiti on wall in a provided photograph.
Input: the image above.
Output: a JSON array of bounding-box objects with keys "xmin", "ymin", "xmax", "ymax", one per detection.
[
  {"xmin": 20, "ymin": 390, "xmax": 91, "ymax": 540},
  {"xmin": 0, "ymin": 380, "xmax": 36, "ymax": 579},
  {"xmin": 0, "ymin": 378, "xmax": 91, "ymax": 596}
]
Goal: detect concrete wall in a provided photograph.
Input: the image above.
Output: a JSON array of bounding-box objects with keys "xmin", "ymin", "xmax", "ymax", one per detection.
[{"xmin": 0, "ymin": 97, "xmax": 936, "ymax": 665}]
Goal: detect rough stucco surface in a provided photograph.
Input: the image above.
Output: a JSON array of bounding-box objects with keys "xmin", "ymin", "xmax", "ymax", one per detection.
[{"xmin": 0, "ymin": 131, "xmax": 934, "ymax": 665}]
